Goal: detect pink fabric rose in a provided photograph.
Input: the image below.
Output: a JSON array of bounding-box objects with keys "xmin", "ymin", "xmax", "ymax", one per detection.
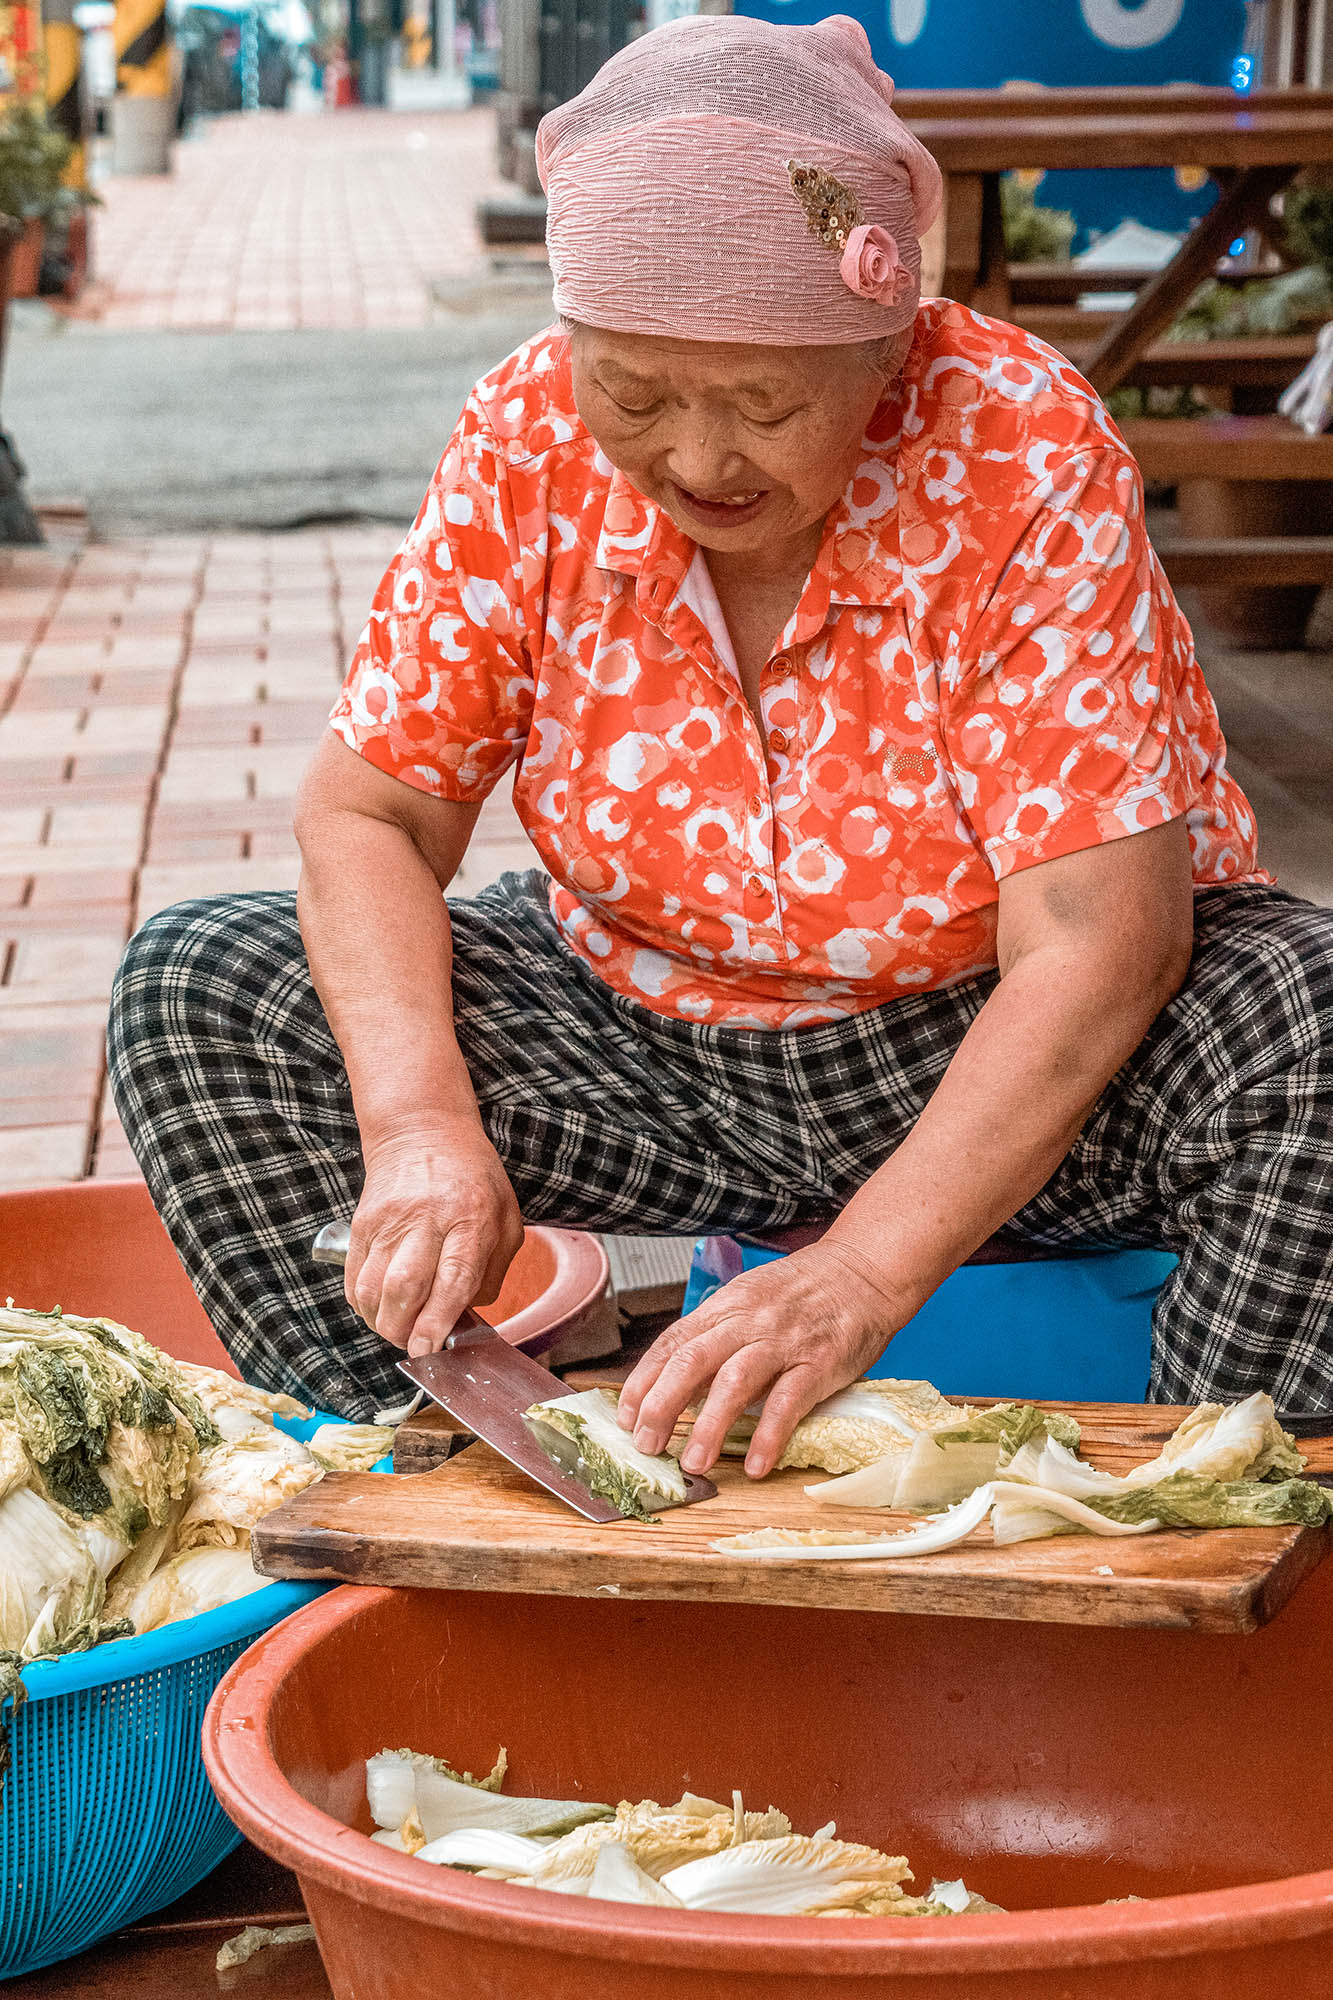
[{"xmin": 840, "ymin": 223, "xmax": 910, "ymax": 306}]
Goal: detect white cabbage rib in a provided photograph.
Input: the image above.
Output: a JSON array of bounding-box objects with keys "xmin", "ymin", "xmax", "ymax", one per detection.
[
  {"xmin": 715, "ymin": 1482, "xmax": 997, "ymax": 1560},
  {"xmin": 661, "ymin": 1834, "xmax": 908, "ymax": 1915},
  {"xmin": 366, "ymin": 1748, "xmax": 608, "ymax": 1843},
  {"xmin": 587, "ymin": 1843, "xmax": 686, "ymax": 1907},
  {"xmin": 988, "ymin": 1482, "xmax": 1161, "ymax": 1545},
  {"xmin": 718, "ymin": 1478, "xmax": 1162, "ymax": 1562}
]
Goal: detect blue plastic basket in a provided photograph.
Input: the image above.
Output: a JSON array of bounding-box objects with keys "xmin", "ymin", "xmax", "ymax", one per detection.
[{"xmin": 0, "ymin": 1410, "xmax": 386, "ymax": 1981}]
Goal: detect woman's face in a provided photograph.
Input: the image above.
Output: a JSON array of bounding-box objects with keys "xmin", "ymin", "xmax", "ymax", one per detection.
[{"xmin": 570, "ymin": 326, "xmax": 897, "ymax": 558}]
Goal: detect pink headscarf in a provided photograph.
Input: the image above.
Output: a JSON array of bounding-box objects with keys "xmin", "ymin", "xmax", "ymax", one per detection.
[{"xmin": 536, "ymin": 13, "xmax": 942, "ymax": 347}]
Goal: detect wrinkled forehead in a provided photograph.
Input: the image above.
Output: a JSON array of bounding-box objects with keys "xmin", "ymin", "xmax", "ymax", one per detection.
[{"xmin": 571, "ymin": 323, "xmax": 856, "ymax": 399}]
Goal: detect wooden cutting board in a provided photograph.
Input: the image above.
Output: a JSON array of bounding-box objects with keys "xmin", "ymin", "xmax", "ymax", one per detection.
[{"xmin": 252, "ymin": 1398, "xmax": 1333, "ymax": 1634}]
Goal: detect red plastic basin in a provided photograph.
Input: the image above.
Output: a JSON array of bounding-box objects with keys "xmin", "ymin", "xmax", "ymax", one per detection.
[
  {"xmin": 205, "ymin": 1567, "xmax": 1333, "ymax": 1999},
  {"xmin": 0, "ymin": 1180, "xmax": 608, "ymax": 1372}
]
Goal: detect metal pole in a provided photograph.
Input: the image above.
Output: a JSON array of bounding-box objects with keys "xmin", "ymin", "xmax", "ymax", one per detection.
[
  {"xmin": 241, "ymin": 0, "xmax": 259, "ymax": 108},
  {"xmin": 438, "ymin": 0, "xmax": 453, "ymax": 84}
]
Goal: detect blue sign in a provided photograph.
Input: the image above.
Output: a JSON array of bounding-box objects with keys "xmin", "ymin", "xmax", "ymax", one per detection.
[{"xmin": 732, "ymin": 0, "xmax": 1251, "ymax": 245}]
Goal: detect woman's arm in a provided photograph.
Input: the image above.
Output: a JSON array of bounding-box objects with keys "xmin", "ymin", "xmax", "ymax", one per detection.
[
  {"xmin": 618, "ymin": 816, "xmax": 1195, "ymax": 1476},
  {"xmin": 294, "ymin": 733, "xmax": 524, "ymax": 1355}
]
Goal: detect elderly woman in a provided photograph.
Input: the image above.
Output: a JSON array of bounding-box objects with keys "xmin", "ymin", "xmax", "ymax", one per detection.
[{"xmin": 110, "ymin": 14, "xmax": 1333, "ymax": 1475}]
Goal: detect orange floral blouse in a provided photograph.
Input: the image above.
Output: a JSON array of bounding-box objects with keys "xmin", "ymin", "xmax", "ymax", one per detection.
[{"xmin": 331, "ymin": 301, "xmax": 1262, "ymax": 1029}]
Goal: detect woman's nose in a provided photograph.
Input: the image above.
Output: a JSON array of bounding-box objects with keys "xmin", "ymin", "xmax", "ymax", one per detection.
[{"xmin": 662, "ymin": 424, "xmax": 750, "ymax": 497}]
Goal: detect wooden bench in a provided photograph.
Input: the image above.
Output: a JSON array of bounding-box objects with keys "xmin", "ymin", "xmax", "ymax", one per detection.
[
  {"xmin": 1114, "ymin": 335, "xmax": 1319, "ymax": 393},
  {"xmin": 1010, "ymin": 310, "xmax": 1321, "ymax": 395},
  {"xmin": 1119, "ymin": 414, "xmax": 1333, "ymax": 484},
  {"xmin": 1120, "ymin": 415, "xmax": 1333, "ymax": 645},
  {"xmin": 1007, "ymin": 262, "xmax": 1295, "ymax": 307},
  {"xmin": 1152, "ymin": 536, "xmax": 1333, "ymax": 589}
]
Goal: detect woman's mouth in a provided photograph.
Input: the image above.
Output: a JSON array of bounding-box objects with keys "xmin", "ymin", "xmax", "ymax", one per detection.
[{"xmin": 670, "ymin": 484, "xmax": 770, "ymax": 527}]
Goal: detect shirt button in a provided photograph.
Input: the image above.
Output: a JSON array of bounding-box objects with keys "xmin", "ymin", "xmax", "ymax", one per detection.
[
  {"xmin": 747, "ymin": 873, "xmax": 768, "ymax": 897},
  {"xmin": 748, "ymin": 792, "xmax": 763, "ymax": 815},
  {"xmin": 769, "ymin": 730, "xmax": 790, "ymax": 754},
  {"xmin": 772, "ymin": 652, "xmax": 792, "ymax": 672}
]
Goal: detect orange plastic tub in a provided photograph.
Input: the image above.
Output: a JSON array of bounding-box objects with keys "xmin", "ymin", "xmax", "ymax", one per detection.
[
  {"xmin": 205, "ymin": 1567, "xmax": 1333, "ymax": 1999},
  {"xmin": 0, "ymin": 1180, "xmax": 609, "ymax": 1371}
]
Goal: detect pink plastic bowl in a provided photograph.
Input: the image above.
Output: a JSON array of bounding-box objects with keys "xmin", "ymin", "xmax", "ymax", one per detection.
[
  {"xmin": 205, "ymin": 1565, "xmax": 1333, "ymax": 1999},
  {"xmin": 0, "ymin": 1179, "xmax": 609, "ymax": 1371}
]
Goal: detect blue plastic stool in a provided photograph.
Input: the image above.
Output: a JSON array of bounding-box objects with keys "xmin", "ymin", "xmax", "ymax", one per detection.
[{"xmin": 682, "ymin": 1238, "xmax": 1175, "ymax": 1404}]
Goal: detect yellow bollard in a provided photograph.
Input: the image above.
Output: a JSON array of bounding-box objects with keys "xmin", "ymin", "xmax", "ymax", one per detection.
[
  {"xmin": 42, "ymin": 0, "xmax": 86, "ymax": 191},
  {"xmin": 113, "ymin": 0, "xmax": 168, "ymax": 96}
]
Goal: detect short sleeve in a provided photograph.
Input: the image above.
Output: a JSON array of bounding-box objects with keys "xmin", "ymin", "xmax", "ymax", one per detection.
[
  {"xmin": 941, "ymin": 445, "xmax": 1196, "ymax": 881},
  {"xmin": 330, "ymin": 401, "xmax": 535, "ymax": 801}
]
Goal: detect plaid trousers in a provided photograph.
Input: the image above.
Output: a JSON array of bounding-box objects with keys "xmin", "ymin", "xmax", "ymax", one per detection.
[{"xmin": 108, "ymin": 871, "xmax": 1333, "ymax": 1422}]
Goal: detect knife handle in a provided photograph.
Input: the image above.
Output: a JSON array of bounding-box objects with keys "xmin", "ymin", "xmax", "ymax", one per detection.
[{"xmin": 312, "ymin": 1221, "xmax": 491, "ymax": 1348}]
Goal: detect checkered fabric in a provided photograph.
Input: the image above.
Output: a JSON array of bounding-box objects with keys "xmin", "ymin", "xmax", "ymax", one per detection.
[{"xmin": 108, "ymin": 871, "xmax": 1333, "ymax": 1420}]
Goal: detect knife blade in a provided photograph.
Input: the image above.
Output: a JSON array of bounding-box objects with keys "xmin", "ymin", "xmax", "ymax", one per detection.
[
  {"xmin": 311, "ymin": 1220, "xmax": 716, "ymax": 1520},
  {"xmin": 397, "ymin": 1338, "xmax": 631, "ymax": 1522}
]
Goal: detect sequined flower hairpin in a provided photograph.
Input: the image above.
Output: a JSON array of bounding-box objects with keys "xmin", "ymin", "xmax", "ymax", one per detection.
[{"xmin": 786, "ymin": 159, "xmax": 911, "ymax": 308}]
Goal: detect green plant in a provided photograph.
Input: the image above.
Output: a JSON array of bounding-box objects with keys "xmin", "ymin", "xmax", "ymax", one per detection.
[
  {"xmin": 1000, "ymin": 175, "xmax": 1076, "ymax": 264},
  {"xmin": 1170, "ymin": 263, "xmax": 1333, "ymax": 343},
  {"xmin": 1107, "ymin": 384, "xmax": 1211, "ymax": 426},
  {"xmin": 1281, "ymin": 184, "xmax": 1333, "ymax": 279},
  {"xmin": 0, "ymin": 103, "xmax": 95, "ymax": 228}
]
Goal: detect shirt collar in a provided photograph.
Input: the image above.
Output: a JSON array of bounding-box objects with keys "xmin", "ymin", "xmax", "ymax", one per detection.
[{"xmin": 593, "ymin": 423, "xmax": 902, "ymax": 622}]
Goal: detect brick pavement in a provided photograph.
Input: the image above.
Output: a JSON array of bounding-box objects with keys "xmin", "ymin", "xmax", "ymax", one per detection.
[
  {"xmin": 72, "ymin": 107, "xmax": 503, "ymax": 332},
  {"xmin": 0, "ymin": 527, "xmax": 537, "ymax": 1188}
]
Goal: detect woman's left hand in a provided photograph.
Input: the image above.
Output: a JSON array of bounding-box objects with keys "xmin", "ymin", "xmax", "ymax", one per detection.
[{"xmin": 616, "ymin": 1240, "xmax": 916, "ymax": 1479}]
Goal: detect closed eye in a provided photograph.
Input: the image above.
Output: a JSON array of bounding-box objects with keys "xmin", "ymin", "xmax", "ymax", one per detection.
[{"xmin": 608, "ymin": 395, "xmax": 662, "ymax": 420}]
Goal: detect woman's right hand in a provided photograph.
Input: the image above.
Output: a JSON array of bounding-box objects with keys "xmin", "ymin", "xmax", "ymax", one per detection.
[{"xmin": 343, "ymin": 1118, "xmax": 525, "ymax": 1357}]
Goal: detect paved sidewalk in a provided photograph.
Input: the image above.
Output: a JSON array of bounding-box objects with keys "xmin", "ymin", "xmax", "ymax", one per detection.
[
  {"xmin": 72, "ymin": 107, "xmax": 505, "ymax": 332},
  {"xmin": 0, "ymin": 528, "xmax": 537, "ymax": 1189}
]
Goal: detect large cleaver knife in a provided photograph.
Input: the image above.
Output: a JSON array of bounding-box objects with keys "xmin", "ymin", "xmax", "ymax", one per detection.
[{"xmin": 312, "ymin": 1220, "xmax": 716, "ymax": 1523}]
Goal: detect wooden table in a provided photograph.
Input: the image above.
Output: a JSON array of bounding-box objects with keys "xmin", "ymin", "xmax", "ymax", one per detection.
[{"xmin": 895, "ymin": 86, "xmax": 1333, "ymax": 397}]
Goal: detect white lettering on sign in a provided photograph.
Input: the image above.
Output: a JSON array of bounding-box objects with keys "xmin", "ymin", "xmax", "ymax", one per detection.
[
  {"xmin": 888, "ymin": 0, "xmax": 929, "ymax": 44},
  {"xmin": 1079, "ymin": 0, "xmax": 1185, "ymax": 49}
]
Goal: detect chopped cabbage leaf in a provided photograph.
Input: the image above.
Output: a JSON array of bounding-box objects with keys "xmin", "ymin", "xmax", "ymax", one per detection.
[
  {"xmin": 0, "ymin": 1484, "xmax": 105, "ymax": 1656},
  {"xmin": 116, "ymin": 1544, "xmax": 267, "ymax": 1633},
  {"xmin": 524, "ymin": 1798, "xmax": 791, "ymax": 1886},
  {"xmin": 364, "ymin": 1745, "xmax": 1009, "ymax": 1919},
  {"xmin": 366, "ymin": 1745, "xmax": 508, "ymax": 1827},
  {"xmin": 366, "ymin": 1747, "xmax": 610, "ymax": 1843},
  {"xmin": 175, "ymin": 1361, "xmax": 310, "ymax": 1441},
  {"xmin": 760, "ymin": 1380, "xmax": 966, "ymax": 1477},
  {"xmin": 524, "ymin": 1389, "xmax": 687, "ymax": 1522},
  {"xmin": 661, "ymin": 1834, "xmax": 911, "ymax": 1915},
  {"xmin": 0, "ymin": 1304, "xmax": 217, "ymax": 1523},
  {"xmin": 927, "ymin": 1876, "xmax": 1007, "ymax": 1915},
  {"xmin": 988, "ymin": 1481, "xmax": 1164, "ymax": 1545},
  {"xmin": 1121, "ymin": 1393, "xmax": 1303, "ymax": 1489},
  {"xmin": 718, "ymin": 1483, "xmax": 997, "ymax": 1561},
  {"xmin": 889, "ymin": 1437, "xmax": 1003, "ymax": 1513},
  {"xmin": 307, "ymin": 1423, "xmax": 395, "ymax": 1473},
  {"xmin": 215, "ymin": 1924, "xmax": 315, "ymax": 1971},
  {"xmin": 934, "ymin": 1402, "xmax": 1081, "ymax": 1455},
  {"xmin": 820, "ymin": 1890, "xmax": 947, "ymax": 1918},
  {"xmin": 992, "ymin": 1472, "xmax": 1320, "ymax": 1544},
  {"xmin": 417, "ymin": 1828, "xmax": 551, "ymax": 1875},
  {"xmin": 806, "ymin": 1403, "xmax": 1083, "ymax": 1512},
  {"xmin": 175, "ymin": 1430, "xmax": 322, "ymax": 1551},
  {"xmin": 587, "ymin": 1841, "xmax": 686, "ymax": 1907}
]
